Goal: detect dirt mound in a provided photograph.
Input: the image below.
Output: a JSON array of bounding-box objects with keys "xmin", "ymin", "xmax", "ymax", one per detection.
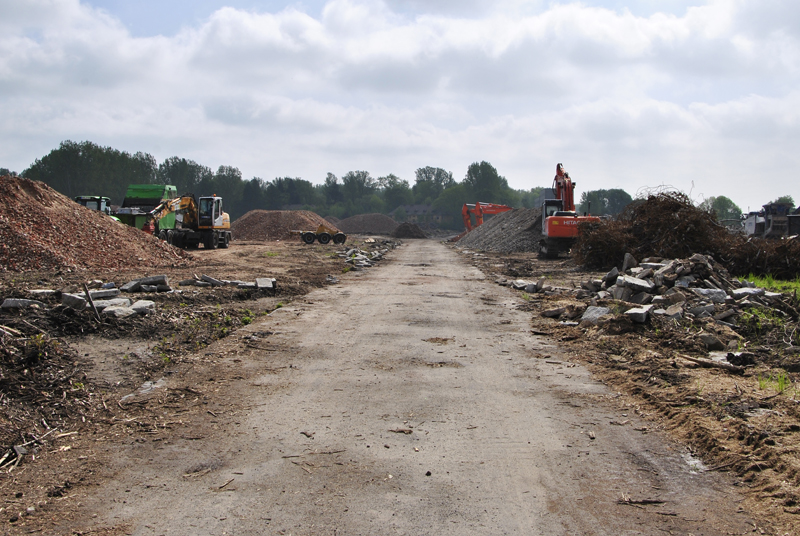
[
  {"xmin": 0, "ymin": 176, "xmax": 191, "ymax": 272},
  {"xmin": 325, "ymin": 216, "xmax": 341, "ymax": 225},
  {"xmin": 392, "ymin": 222, "xmax": 427, "ymax": 238},
  {"xmin": 456, "ymin": 208, "xmax": 543, "ymax": 253},
  {"xmin": 573, "ymin": 192, "xmax": 800, "ymax": 278},
  {"xmin": 337, "ymin": 213, "xmax": 398, "ymax": 235},
  {"xmin": 231, "ymin": 210, "xmax": 338, "ymax": 241}
]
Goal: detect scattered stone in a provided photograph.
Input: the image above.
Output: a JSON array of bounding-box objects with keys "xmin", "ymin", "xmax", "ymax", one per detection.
[
  {"xmin": 699, "ymin": 333, "xmax": 726, "ymax": 351},
  {"xmin": 131, "ymin": 300, "xmax": 156, "ymax": 315},
  {"xmin": 62, "ymin": 294, "xmax": 87, "ymax": 310},
  {"xmin": 542, "ymin": 307, "xmax": 567, "ymax": 318},
  {"xmin": 101, "ymin": 306, "xmax": 137, "ymax": 318},
  {"xmin": 1, "ymin": 298, "xmax": 46, "ymax": 309},
  {"xmin": 582, "ymin": 306, "xmax": 611, "ymax": 324},
  {"xmin": 201, "ymin": 275, "xmax": 224, "ymax": 287}
]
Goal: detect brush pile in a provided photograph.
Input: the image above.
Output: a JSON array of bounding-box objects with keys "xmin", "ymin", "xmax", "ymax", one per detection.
[
  {"xmin": 573, "ymin": 192, "xmax": 800, "ymax": 279},
  {"xmin": 391, "ymin": 222, "xmax": 427, "ymax": 238}
]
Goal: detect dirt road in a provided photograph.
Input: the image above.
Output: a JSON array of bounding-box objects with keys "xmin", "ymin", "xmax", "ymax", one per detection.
[{"xmin": 82, "ymin": 240, "xmax": 755, "ymax": 535}]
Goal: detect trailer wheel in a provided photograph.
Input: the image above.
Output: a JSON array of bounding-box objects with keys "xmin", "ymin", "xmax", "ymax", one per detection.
[
  {"xmin": 302, "ymin": 232, "xmax": 316, "ymax": 244},
  {"xmin": 318, "ymin": 232, "xmax": 332, "ymax": 244},
  {"xmin": 333, "ymin": 233, "xmax": 347, "ymax": 244}
]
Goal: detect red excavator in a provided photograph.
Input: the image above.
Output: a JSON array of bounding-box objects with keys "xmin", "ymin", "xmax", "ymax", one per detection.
[
  {"xmin": 462, "ymin": 202, "xmax": 513, "ymax": 231},
  {"xmin": 539, "ymin": 163, "xmax": 600, "ymax": 258}
]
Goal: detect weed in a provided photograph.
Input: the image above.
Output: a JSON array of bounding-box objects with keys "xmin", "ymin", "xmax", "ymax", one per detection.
[
  {"xmin": 740, "ymin": 308, "xmax": 786, "ymax": 337},
  {"xmin": 744, "ymin": 274, "xmax": 800, "ymax": 294},
  {"xmin": 757, "ymin": 373, "xmax": 770, "ymax": 390},
  {"xmin": 521, "ymin": 293, "xmax": 531, "ymax": 301},
  {"xmin": 342, "ymin": 266, "xmax": 352, "ymax": 274},
  {"xmin": 71, "ymin": 382, "xmax": 85, "ymax": 391},
  {"xmin": 757, "ymin": 371, "xmax": 793, "ymax": 394},
  {"xmin": 263, "ymin": 251, "xmax": 280, "ymax": 257}
]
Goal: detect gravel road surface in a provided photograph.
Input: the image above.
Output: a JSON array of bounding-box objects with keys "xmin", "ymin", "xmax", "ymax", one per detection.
[{"xmin": 83, "ymin": 240, "xmax": 755, "ymax": 535}]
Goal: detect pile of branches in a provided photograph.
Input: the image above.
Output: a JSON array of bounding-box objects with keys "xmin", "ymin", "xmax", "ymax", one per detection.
[
  {"xmin": 573, "ymin": 191, "xmax": 800, "ymax": 279},
  {"xmin": 0, "ymin": 325, "xmax": 96, "ymax": 457}
]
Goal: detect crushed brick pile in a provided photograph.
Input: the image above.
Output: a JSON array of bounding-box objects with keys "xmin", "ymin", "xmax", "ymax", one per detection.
[
  {"xmin": 392, "ymin": 222, "xmax": 427, "ymax": 238},
  {"xmin": 231, "ymin": 210, "xmax": 339, "ymax": 241},
  {"xmin": 0, "ymin": 176, "xmax": 191, "ymax": 272},
  {"xmin": 337, "ymin": 213, "xmax": 398, "ymax": 235},
  {"xmin": 457, "ymin": 208, "xmax": 544, "ymax": 253}
]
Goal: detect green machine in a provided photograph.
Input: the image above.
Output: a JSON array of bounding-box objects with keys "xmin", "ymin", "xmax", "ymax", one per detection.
[{"xmin": 114, "ymin": 184, "xmax": 178, "ymax": 230}]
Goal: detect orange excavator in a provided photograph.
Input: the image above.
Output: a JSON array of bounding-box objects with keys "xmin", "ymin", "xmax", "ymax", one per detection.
[
  {"xmin": 462, "ymin": 202, "xmax": 513, "ymax": 231},
  {"xmin": 539, "ymin": 163, "xmax": 600, "ymax": 258}
]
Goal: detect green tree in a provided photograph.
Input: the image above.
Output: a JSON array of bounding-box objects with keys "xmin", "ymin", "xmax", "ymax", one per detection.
[
  {"xmin": 432, "ymin": 183, "xmax": 470, "ymax": 229},
  {"xmin": 578, "ymin": 189, "xmax": 633, "ymax": 216},
  {"xmin": 412, "ymin": 166, "xmax": 454, "ymax": 204},
  {"xmin": 0, "ymin": 168, "xmax": 17, "ymax": 176},
  {"xmin": 770, "ymin": 195, "xmax": 795, "ymax": 207},
  {"xmin": 157, "ymin": 157, "xmax": 212, "ymax": 196},
  {"xmin": 462, "ymin": 161, "xmax": 514, "ymax": 205},
  {"xmin": 240, "ymin": 177, "xmax": 268, "ymax": 214},
  {"xmin": 341, "ymin": 171, "xmax": 376, "ymax": 200},
  {"xmin": 377, "ymin": 174, "xmax": 413, "ymax": 213},
  {"xmin": 323, "ymin": 173, "xmax": 343, "ymax": 205},
  {"xmin": 699, "ymin": 195, "xmax": 742, "ymax": 222},
  {"xmin": 22, "ymin": 140, "xmax": 156, "ymax": 204}
]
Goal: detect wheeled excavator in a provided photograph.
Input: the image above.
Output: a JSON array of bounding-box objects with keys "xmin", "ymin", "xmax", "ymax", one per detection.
[
  {"xmin": 145, "ymin": 194, "xmax": 232, "ymax": 249},
  {"xmin": 539, "ymin": 163, "xmax": 600, "ymax": 258}
]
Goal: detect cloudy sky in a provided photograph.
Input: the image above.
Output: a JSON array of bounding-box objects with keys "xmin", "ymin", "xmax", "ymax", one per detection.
[{"xmin": 1, "ymin": 0, "xmax": 798, "ymax": 212}]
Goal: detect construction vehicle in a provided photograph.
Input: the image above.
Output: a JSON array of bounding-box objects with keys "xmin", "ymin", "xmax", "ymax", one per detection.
[
  {"xmin": 539, "ymin": 163, "xmax": 600, "ymax": 258},
  {"xmin": 743, "ymin": 202, "xmax": 797, "ymax": 238},
  {"xmin": 114, "ymin": 184, "xmax": 178, "ymax": 230},
  {"xmin": 145, "ymin": 194, "xmax": 232, "ymax": 249},
  {"xmin": 74, "ymin": 195, "xmax": 122, "ymax": 222},
  {"xmin": 461, "ymin": 202, "xmax": 513, "ymax": 231},
  {"xmin": 291, "ymin": 224, "xmax": 347, "ymax": 245}
]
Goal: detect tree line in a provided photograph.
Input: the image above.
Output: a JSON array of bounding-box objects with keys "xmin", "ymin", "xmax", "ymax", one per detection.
[{"xmin": 15, "ymin": 139, "xmax": 783, "ymax": 230}]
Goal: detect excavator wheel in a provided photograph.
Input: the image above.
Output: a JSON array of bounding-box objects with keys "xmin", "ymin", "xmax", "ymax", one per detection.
[
  {"xmin": 166, "ymin": 230, "xmax": 174, "ymax": 246},
  {"xmin": 158, "ymin": 230, "xmax": 167, "ymax": 242},
  {"xmin": 333, "ymin": 233, "xmax": 347, "ymax": 245},
  {"xmin": 204, "ymin": 232, "xmax": 218, "ymax": 250},
  {"xmin": 219, "ymin": 232, "xmax": 230, "ymax": 249},
  {"xmin": 317, "ymin": 232, "xmax": 332, "ymax": 245},
  {"xmin": 302, "ymin": 232, "xmax": 316, "ymax": 244}
]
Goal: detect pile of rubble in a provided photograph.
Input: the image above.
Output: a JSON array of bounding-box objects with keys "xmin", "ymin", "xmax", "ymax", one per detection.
[
  {"xmin": 391, "ymin": 222, "xmax": 427, "ymax": 238},
  {"xmin": 338, "ymin": 239, "xmax": 399, "ymax": 270},
  {"xmin": 0, "ymin": 176, "xmax": 191, "ymax": 272},
  {"xmin": 457, "ymin": 207, "xmax": 544, "ymax": 253},
  {"xmin": 574, "ymin": 191, "xmax": 800, "ymax": 279},
  {"xmin": 501, "ymin": 251, "xmax": 799, "ymax": 355},
  {"xmin": 230, "ymin": 210, "xmax": 338, "ymax": 241},
  {"xmin": 337, "ymin": 213, "xmax": 398, "ymax": 235}
]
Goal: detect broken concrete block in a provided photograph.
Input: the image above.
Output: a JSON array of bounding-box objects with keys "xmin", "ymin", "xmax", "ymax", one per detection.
[
  {"xmin": 732, "ymin": 287, "xmax": 766, "ymax": 299},
  {"xmin": 616, "ymin": 275, "xmax": 655, "ymax": 294},
  {"xmin": 121, "ymin": 279, "xmax": 142, "ymax": 292},
  {"xmin": 200, "ymin": 275, "xmax": 224, "ymax": 287},
  {"xmin": 664, "ymin": 304, "xmax": 684, "ymax": 319},
  {"xmin": 581, "ymin": 306, "xmax": 611, "ymax": 324},
  {"xmin": 101, "ymin": 306, "xmax": 137, "ymax": 318},
  {"xmin": 536, "ymin": 277, "xmax": 546, "ymax": 291},
  {"xmin": 629, "ymin": 292, "xmax": 653, "ymax": 305},
  {"xmin": 625, "ymin": 305, "xmax": 652, "ymax": 323},
  {"xmin": 541, "ymin": 307, "xmax": 567, "ymax": 318},
  {"xmin": 140, "ymin": 285, "xmax": 158, "ymax": 293},
  {"xmin": 699, "ymin": 333, "xmax": 726, "ymax": 351},
  {"xmin": 611, "ymin": 285, "xmax": 634, "ymax": 302},
  {"xmin": 62, "ymin": 294, "xmax": 87, "ymax": 310},
  {"xmin": 139, "ymin": 275, "xmax": 169, "ymax": 287},
  {"xmin": 238, "ymin": 282, "xmax": 257, "ymax": 289},
  {"xmin": 524, "ymin": 283, "xmax": 538, "ymax": 294},
  {"xmin": 688, "ymin": 304, "xmax": 715, "ymax": 317},
  {"xmin": 87, "ymin": 289, "xmax": 121, "ymax": 300},
  {"xmin": 28, "ymin": 289, "xmax": 57, "ymax": 298},
  {"xmin": 2, "ymin": 298, "xmax": 46, "ymax": 309},
  {"xmin": 511, "ymin": 280, "xmax": 528, "ymax": 290},
  {"xmin": 622, "ymin": 253, "xmax": 638, "ymax": 273},
  {"xmin": 131, "ymin": 300, "xmax": 156, "ymax": 315},
  {"xmin": 691, "ymin": 288, "xmax": 727, "ymax": 304},
  {"xmin": 179, "ymin": 279, "xmax": 196, "ymax": 286},
  {"xmin": 195, "ymin": 281, "xmax": 212, "ymax": 288},
  {"xmin": 603, "ymin": 266, "xmax": 619, "ymax": 283},
  {"xmin": 714, "ymin": 309, "xmax": 737, "ymax": 322},
  {"xmin": 156, "ymin": 285, "xmax": 172, "ymax": 292},
  {"xmin": 256, "ymin": 278, "xmax": 277, "ymax": 290},
  {"xmin": 675, "ymin": 275, "xmax": 696, "ymax": 288},
  {"xmin": 581, "ymin": 280, "xmax": 599, "ymax": 292},
  {"xmin": 91, "ymin": 298, "xmax": 132, "ymax": 311}
]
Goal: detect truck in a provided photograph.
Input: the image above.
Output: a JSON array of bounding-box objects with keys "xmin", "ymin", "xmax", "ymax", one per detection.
[
  {"xmin": 539, "ymin": 163, "xmax": 600, "ymax": 258},
  {"xmin": 146, "ymin": 194, "xmax": 232, "ymax": 249},
  {"xmin": 743, "ymin": 202, "xmax": 798, "ymax": 239},
  {"xmin": 74, "ymin": 195, "xmax": 121, "ymax": 222},
  {"xmin": 113, "ymin": 184, "xmax": 178, "ymax": 230}
]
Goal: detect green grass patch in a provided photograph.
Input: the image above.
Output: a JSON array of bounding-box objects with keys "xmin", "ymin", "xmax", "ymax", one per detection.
[{"xmin": 744, "ymin": 273, "xmax": 800, "ymax": 294}]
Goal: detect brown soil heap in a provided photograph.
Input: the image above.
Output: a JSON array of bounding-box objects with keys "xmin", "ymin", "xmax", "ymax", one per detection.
[
  {"xmin": 391, "ymin": 222, "xmax": 427, "ymax": 238},
  {"xmin": 0, "ymin": 176, "xmax": 191, "ymax": 272},
  {"xmin": 337, "ymin": 213, "xmax": 398, "ymax": 235},
  {"xmin": 231, "ymin": 210, "xmax": 339, "ymax": 241},
  {"xmin": 573, "ymin": 192, "xmax": 800, "ymax": 278},
  {"xmin": 457, "ymin": 207, "xmax": 544, "ymax": 253}
]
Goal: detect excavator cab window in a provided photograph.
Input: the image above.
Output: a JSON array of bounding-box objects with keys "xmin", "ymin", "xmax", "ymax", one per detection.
[
  {"xmin": 199, "ymin": 197, "xmax": 214, "ymax": 227},
  {"xmin": 544, "ymin": 200, "xmax": 563, "ymax": 217}
]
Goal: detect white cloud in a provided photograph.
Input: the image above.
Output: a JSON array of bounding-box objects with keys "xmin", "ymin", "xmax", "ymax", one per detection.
[{"xmin": 0, "ymin": 0, "xmax": 799, "ymax": 210}]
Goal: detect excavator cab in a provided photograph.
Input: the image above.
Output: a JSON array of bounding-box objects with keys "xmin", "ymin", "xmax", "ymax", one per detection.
[{"xmin": 198, "ymin": 196, "xmax": 226, "ymax": 229}]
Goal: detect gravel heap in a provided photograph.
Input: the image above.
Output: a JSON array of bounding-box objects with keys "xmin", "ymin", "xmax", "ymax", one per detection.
[
  {"xmin": 337, "ymin": 213, "xmax": 398, "ymax": 235},
  {"xmin": 0, "ymin": 176, "xmax": 191, "ymax": 272},
  {"xmin": 231, "ymin": 210, "xmax": 339, "ymax": 241},
  {"xmin": 392, "ymin": 222, "xmax": 427, "ymax": 238},
  {"xmin": 457, "ymin": 208, "xmax": 544, "ymax": 253}
]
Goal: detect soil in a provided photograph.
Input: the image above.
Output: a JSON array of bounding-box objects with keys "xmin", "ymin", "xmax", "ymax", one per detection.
[
  {"xmin": 391, "ymin": 222, "xmax": 427, "ymax": 238},
  {"xmin": 337, "ymin": 213, "xmax": 398, "ymax": 235},
  {"xmin": 230, "ymin": 210, "xmax": 339, "ymax": 241},
  {"xmin": 0, "ymin": 237, "xmax": 797, "ymax": 534}
]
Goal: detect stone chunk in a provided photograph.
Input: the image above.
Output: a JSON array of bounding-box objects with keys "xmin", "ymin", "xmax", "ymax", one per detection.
[
  {"xmin": 139, "ymin": 275, "xmax": 170, "ymax": 287},
  {"xmin": 87, "ymin": 289, "xmax": 121, "ymax": 300},
  {"xmin": 664, "ymin": 304, "xmax": 684, "ymax": 319},
  {"xmin": 603, "ymin": 266, "xmax": 619, "ymax": 283},
  {"xmin": 616, "ymin": 275, "xmax": 655, "ymax": 294},
  {"xmin": 101, "ymin": 306, "xmax": 137, "ymax": 318},
  {"xmin": 179, "ymin": 279, "xmax": 196, "ymax": 286},
  {"xmin": 625, "ymin": 305, "xmax": 653, "ymax": 323},
  {"xmin": 131, "ymin": 300, "xmax": 156, "ymax": 315},
  {"xmin": 699, "ymin": 333, "xmax": 726, "ymax": 351},
  {"xmin": 628, "ymin": 292, "xmax": 653, "ymax": 305},
  {"xmin": 62, "ymin": 294, "xmax": 87, "ymax": 310},
  {"xmin": 91, "ymin": 298, "xmax": 132, "ymax": 311},
  {"xmin": 622, "ymin": 253, "xmax": 638, "ymax": 273},
  {"xmin": 201, "ymin": 275, "xmax": 224, "ymax": 287},
  {"xmin": 120, "ymin": 280, "xmax": 142, "ymax": 292},
  {"xmin": 256, "ymin": 278, "xmax": 277, "ymax": 290},
  {"xmin": 732, "ymin": 287, "xmax": 766, "ymax": 299},
  {"xmin": 541, "ymin": 307, "xmax": 566, "ymax": 318},
  {"xmin": 2, "ymin": 298, "xmax": 46, "ymax": 309},
  {"xmin": 28, "ymin": 289, "xmax": 57, "ymax": 298},
  {"xmin": 691, "ymin": 288, "xmax": 727, "ymax": 304},
  {"xmin": 581, "ymin": 306, "xmax": 611, "ymax": 324}
]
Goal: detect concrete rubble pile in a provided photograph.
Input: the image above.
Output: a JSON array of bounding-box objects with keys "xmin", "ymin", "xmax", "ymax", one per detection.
[
  {"xmin": 499, "ymin": 252, "xmax": 799, "ymax": 351},
  {"xmin": 456, "ymin": 207, "xmax": 544, "ymax": 253},
  {"xmin": 2, "ymin": 273, "xmax": 278, "ymax": 318},
  {"xmin": 339, "ymin": 240, "xmax": 399, "ymax": 269}
]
